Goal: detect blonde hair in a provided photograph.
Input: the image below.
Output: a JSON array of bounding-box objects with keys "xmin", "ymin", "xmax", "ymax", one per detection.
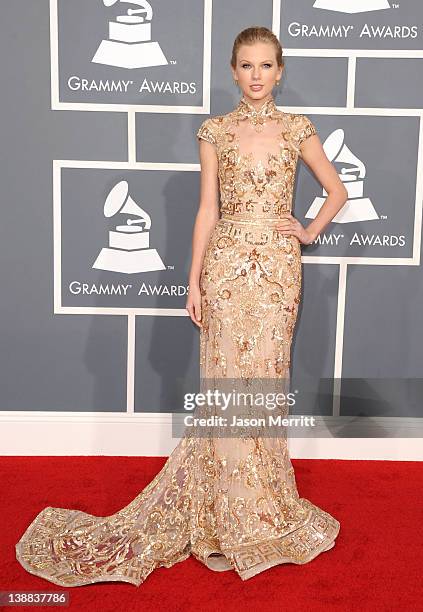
[{"xmin": 230, "ymin": 26, "xmax": 284, "ymax": 69}]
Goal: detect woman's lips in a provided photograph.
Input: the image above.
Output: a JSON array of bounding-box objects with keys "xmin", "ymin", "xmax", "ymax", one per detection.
[{"xmin": 250, "ymin": 84, "xmax": 263, "ymax": 90}]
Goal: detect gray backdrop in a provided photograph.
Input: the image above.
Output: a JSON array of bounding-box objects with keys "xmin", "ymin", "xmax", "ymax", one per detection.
[{"xmin": 0, "ymin": 1, "xmax": 422, "ymax": 432}]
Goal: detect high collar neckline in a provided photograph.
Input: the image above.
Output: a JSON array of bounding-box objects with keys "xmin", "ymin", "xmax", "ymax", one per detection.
[{"xmin": 235, "ymin": 95, "xmax": 278, "ymax": 119}]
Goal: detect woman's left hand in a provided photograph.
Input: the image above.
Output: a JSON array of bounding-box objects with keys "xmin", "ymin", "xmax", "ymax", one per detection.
[{"xmin": 276, "ymin": 214, "xmax": 315, "ymax": 245}]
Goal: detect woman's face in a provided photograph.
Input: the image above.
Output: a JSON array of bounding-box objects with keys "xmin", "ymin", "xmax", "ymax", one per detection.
[{"xmin": 231, "ymin": 41, "xmax": 283, "ymax": 103}]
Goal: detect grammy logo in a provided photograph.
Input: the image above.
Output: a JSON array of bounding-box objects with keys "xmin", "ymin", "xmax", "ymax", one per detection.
[
  {"xmin": 305, "ymin": 129, "xmax": 379, "ymax": 224},
  {"xmin": 313, "ymin": 0, "xmax": 390, "ymax": 14},
  {"xmin": 92, "ymin": 180, "xmax": 166, "ymax": 273},
  {"xmin": 92, "ymin": 0, "xmax": 168, "ymax": 69}
]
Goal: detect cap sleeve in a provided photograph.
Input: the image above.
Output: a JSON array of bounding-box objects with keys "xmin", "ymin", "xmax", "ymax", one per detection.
[
  {"xmin": 196, "ymin": 118, "xmax": 217, "ymax": 146},
  {"xmin": 296, "ymin": 114, "xmax": 317, "ymax": 147}
]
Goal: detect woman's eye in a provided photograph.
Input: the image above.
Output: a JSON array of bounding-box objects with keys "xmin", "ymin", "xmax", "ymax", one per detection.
[{"xmin": 241, "ymin": 63, "xmax": 272, "ymax": 68}]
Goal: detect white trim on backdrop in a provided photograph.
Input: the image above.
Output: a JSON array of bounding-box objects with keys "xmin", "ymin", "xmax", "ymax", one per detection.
[{"xmin": 0, "ymin": 412, "xmax": 422, "ymax": 460}]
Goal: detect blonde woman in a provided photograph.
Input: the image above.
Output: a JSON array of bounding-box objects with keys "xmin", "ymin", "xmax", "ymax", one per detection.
[{"xmin": 15, "ymin": 27, "xmax": 346, "ymax": 587}]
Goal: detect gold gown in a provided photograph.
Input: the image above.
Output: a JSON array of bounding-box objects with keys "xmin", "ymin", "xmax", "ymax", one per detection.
[{"xmin": 15, "ymin": 95, "xmax": 340, "ymax": 587}]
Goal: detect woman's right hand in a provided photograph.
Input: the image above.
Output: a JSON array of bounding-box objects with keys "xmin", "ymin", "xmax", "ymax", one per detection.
[{"xmin": 186, "ymin": 284, "xmax": 203, "ymax": 328}]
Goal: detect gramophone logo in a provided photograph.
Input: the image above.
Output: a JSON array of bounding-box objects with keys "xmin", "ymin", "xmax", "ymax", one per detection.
[
  {"xmin": 92, "ymin": 180, "xmax": 166, "ymax": 273},
  {"xmin": 92, "ymin": 0, "xmax": 168, "ymax": 69},
  {"xmin": 305, "ymin": 129, "xmax": 379, "ymax": 224},
  {"xmin": 313, "ymin": 0, "xmax": 390, "ymax": 13}
]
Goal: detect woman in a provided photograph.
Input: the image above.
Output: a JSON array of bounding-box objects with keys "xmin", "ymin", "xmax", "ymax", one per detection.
[{"xmin": 15, "ymin": 27, "xmax": 347, "ymax": 587}]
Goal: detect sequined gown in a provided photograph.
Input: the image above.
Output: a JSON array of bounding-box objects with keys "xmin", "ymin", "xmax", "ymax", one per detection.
[{"xmin": 15, "ymin": 95, "xmax": 340, "ymax": 586}]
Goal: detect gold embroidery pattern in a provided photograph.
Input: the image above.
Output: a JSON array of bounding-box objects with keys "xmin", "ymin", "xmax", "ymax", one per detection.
[
  {"xmin": 196, "ymin": 96, "xmax": 316, "ymax": 223},
  {"xmin": 15, "ymin": 96, "xmax": 338, "ymax": 588}
]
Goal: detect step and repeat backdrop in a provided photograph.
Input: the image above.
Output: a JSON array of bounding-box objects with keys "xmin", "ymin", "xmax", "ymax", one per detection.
[{"xmin": 1, "ymin": 0, "xmax": 422, "ymax": 454}]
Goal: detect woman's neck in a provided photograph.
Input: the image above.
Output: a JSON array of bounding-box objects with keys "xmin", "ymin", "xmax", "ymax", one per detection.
[{"xmin": 241, "ymin": 93, "xmax": 274, "ymax": 112}]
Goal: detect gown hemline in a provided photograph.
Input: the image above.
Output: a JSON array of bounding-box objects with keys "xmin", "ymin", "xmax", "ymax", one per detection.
[{"xmin": 15, "ymin": 498, "xmax": 340, "ymax": 587}]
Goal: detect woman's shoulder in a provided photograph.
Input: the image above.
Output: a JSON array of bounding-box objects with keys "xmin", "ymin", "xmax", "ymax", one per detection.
[
  {"xmin": 284, "ymin": 112, "xmax": 317, "ymax": 147},
  {"xmin": 196, "ymin": 114, "xmax": 225, "ymax": 145}
]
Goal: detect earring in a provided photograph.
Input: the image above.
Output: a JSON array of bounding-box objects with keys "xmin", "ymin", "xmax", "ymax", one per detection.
[{"xmin": 275, "ymin": 79, "xmax": 280, "ymax": 86}]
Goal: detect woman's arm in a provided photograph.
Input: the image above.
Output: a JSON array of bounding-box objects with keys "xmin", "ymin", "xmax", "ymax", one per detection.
[
  {"xmin": 188, "ymin": 139, "xmax": 220, "ymax": 287},
  {"xmin": 277, "ymin": 131, "xmax": 348, "ymax": 245},
  {"xmin": 186, "ymin": 138, "xmax": 220, "ymax": 327},
  {"xmin": 299, "ymin": 134, "xmax": 348, "ymax": 242}
]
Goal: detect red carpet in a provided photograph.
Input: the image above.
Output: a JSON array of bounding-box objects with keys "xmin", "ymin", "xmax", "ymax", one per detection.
[{"xmin": 1, "ymin": 456, "xmax": 421, "ymax": 611}]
